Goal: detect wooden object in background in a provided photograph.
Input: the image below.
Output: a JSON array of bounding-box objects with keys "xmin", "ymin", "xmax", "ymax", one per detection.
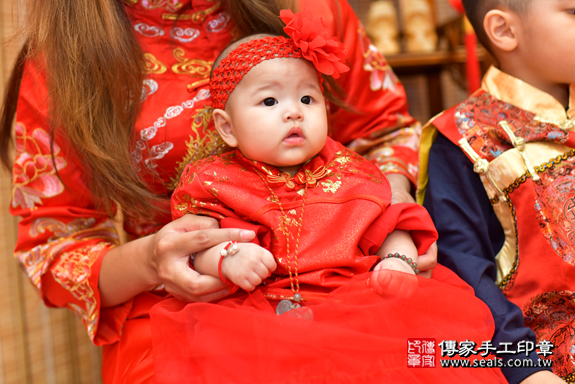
[
  {"xmin": 366, "ymin": 1, "xmax": 401, "ymax": 55},
  {"xmin": 400, "ymin": 0, "xmax": 438, "ymax": 53}
]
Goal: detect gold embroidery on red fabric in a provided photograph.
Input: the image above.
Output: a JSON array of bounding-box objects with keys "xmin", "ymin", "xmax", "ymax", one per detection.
[
  {"xmin": 172, "ymin": 48, "xmax": 213, "ymax": 89},
  {"xmin": 321, "ymin": 180, "xmax": 342, "ymax": 194},
  {"xmin": 161, "ymin": 0, "xmax": 220, "ymax": 22},
  {"xmin": 144, "ymin": 53, "xmax": 168, "ymax": 74},
  {"xmin": 191, "ymin": 0, "xmax": 221, "ymax": 23},
  {"xmin": 52, "ymin": 242, "xmax": 109, "ymax": 341},
  {"xmin": 169, "ymin": 106, "xmax": 230, "ymax": 189},
  {"xmin": 15, "ymin": 219, "xmax": 118, "ymax": 293}
]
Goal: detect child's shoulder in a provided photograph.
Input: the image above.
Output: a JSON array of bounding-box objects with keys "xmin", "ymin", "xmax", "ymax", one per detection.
[{"xmin": 177, "ymin": 151, "xmax": 245, "ymax": 186}]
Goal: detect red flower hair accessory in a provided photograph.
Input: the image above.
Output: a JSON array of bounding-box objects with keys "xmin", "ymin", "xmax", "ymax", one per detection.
[
  {"xmin": 210, "ymin": 10, "xmax": 349, "ymax": 110},
  {"xmin": 280, "ymin": 9, "xmax": 349, "ymax": 79}
]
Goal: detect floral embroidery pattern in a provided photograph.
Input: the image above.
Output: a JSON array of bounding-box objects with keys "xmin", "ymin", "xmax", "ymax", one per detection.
[
  {"xmin": 524, "ymin": 291, "xmax": 575, "ymax": 379},
  {"xmin": 12, "ymin": 123, "xmax": 67, "ymax": 209},
  {"xmin": 15, "ymin": 218, "xmax": 118, "ymax": 292},
  {"xmin": 533, "ymin": 155, "xmax": 575, "ymax": 265},
  {"xmin": 52, "ymin": 242, "xmax": 110, "ymax": 341},
  {"xmin": 357, "ymin": 26, "xmax": 399, "ymax": 92},
  {"xmin": 454, "ymin": 92, "xmax": 570, "ymax": 162}
]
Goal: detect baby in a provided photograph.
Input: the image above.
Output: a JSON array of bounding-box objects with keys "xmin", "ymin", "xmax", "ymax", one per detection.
[
  {"xmin": 176, "ymin": 13, "xmax": 434, "ymax": 307},
  {"xmin": 154, "ymin": 10, "xmax": 505, "ymax": 383}
]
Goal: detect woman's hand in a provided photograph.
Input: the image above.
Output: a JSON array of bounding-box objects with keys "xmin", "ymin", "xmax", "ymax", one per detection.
[
  {"xmin": 99, "ymin": 214, "xmax": 255, "ymax": 307},
  {"xmin": 417, "ymin": 242, "xmax": 437, "ymax": 278},
  {"xmin": 386, "ymin": 173, "xmax": 415, "ymax": 204},
  {"xmin": 150, "ymin": 214, "xmax": 256, "ymax": 302}
]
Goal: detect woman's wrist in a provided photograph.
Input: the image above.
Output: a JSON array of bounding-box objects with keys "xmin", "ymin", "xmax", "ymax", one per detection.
[{"xmin": 143, "ymin": 233, "xmax": 162, "ymax": 287}]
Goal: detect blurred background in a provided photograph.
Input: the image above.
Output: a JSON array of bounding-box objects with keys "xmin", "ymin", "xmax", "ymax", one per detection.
[{"xmin": 0, "ymin": 0, "xmax": 488, "ymax": 382}]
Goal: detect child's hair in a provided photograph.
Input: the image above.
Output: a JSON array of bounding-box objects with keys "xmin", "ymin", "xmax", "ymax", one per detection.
[{"xmin": 462, "ymin": 0, "xmax": 531, "ymax": 51}]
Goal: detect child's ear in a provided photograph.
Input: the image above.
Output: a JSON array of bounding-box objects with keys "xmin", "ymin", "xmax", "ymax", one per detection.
[
  {"xmin": 484, "ymin": 9, "xmax": 519, "ymax": 53},
  {"xmin": 213, "ymin": 109, "xmax": 238, "ymax": 147}
]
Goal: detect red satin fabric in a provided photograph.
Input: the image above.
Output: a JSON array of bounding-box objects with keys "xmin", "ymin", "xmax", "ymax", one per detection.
[{"xmin": 151, "ymin": 265, "xmax": 506, "ymax": 383}]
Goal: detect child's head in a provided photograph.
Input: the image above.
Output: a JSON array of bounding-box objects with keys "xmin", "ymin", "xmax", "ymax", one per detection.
[
  {"xmin": 462, "ymin": 0, "xmax": 575, "ymax": 93},
  {"xmin": 209, "ymin": 10, "xmax": 349, "ymax": 174}
]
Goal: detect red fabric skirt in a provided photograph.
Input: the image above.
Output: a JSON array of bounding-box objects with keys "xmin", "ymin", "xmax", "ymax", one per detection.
[{"xmin": 150, "ymin": 265, "xmax": 506, "ymax": 383}]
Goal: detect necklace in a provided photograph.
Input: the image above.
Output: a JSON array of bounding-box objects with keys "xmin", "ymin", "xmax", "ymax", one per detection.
[{"xmin": 255, "ymin": 168, "xmax": 309, "ymax": 316}]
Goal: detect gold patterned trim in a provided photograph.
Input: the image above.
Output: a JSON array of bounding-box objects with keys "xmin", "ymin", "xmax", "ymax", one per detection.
[
  {"xmin": 459, "ymin": 137, "xmax": 507, "ymax": 202},
  {"xmin": 496, "ymin": 176, "xmax": 525, "ymax": 291},
  {"xmin": 162, "ymin": 14, "xmax": 192, "ymax": 20},
  {"xmin": 496, "ymin": 150, "xmax": 575, "ymax": 289},
  {"xmin": 563, "ymin": 372, "xmax": 575, "ymax": 384},
  {"xmin": 498, "ymin": 121, "xmax": 540, "ymax": 181}
]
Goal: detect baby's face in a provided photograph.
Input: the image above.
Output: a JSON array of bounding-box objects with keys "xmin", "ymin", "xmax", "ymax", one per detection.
[{"xmin": 224, "ymin": 58, "xmax": 328, "ymax": 172}]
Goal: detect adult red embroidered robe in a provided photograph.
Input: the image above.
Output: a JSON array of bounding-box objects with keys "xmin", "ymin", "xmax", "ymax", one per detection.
[{"xmin": 11, "ymin": 0, "xmax": 422, "ymax": 382}]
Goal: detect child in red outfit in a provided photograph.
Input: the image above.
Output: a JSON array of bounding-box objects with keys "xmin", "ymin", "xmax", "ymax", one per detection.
[{"xmin": 151, "ymin": 10, "xmax": 506, "ymax": 384}]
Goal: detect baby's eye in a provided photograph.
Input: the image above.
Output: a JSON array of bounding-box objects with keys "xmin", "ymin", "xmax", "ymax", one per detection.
[
  {"xmin": 301, "ymin": 96, "xmax": 311, "ymax": 105},
  {"xmin": 263, "ymin": 98, "xmax": 277, "ymax": 107},
  {"xmin": 568, "ymin": 9, "xmax": 575, "ymax": 15}
]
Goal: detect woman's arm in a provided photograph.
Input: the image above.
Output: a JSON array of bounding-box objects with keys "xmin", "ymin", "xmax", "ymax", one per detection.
[
  {"xmin": 99, "ymin": 215, "xmax": 256, "ymax": 306},
  {"xmin": 11, "ymin": 58, "xmax": 255, "ymax": 345}
]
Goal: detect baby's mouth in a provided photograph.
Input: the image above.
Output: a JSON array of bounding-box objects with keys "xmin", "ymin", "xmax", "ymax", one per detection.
[{"xmin": 284, "ymin": 127, "xmax": 305, "ymax": 144}]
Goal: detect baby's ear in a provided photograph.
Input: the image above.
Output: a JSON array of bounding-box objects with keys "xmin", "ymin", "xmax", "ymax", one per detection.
[{"xmin": 213, "ymin": 109, "xmax": 238, "ymax": 147}]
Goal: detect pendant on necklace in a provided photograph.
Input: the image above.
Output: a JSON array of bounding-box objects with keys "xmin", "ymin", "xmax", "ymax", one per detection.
[
  {"xmin": 275, "ymin": 299, "xmax": 314, "ymax": 320},
  {"xmin": 276, "ymin": 299, "xmax": 301, "ymax": 315}
]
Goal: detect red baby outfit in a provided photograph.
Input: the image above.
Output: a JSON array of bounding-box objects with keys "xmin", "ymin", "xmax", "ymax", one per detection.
[{"xmin": 149, "ymin": 138, "xmax": 507, "ymax": 383}]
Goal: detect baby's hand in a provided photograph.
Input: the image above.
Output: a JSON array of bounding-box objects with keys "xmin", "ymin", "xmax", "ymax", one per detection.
[
  {"xmin": 373, "ymin": 257, "xmax": 416, "ymax": 275},
  {"xmin": 220, "ymin": 243, "xmax": 277, "ymax": 291}
]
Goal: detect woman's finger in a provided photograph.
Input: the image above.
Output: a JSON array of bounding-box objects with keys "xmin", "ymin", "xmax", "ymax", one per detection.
[
  {"xmin": 418, "ymin": 241, "xmax": 438, "ymax": 274},
  {"xmin": 170, "ymin": 227, "xmax": 255, "ymax": 256}
]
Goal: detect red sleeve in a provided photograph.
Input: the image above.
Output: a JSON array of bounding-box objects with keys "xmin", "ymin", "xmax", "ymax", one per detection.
[
  {"xmin": 300, "ymin": 0, "xmax": 421, "ymax": 185},
  {"xmin": 11, "ymin": 59, "xmax": 131, "ymax": 346},
  {"xmin": 359, "ymin": 203, "xmax": 438, "ymax": 256},
  {"xmin": 172, "ymin": 162, "xmax": 273, "ymax": 251}
]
